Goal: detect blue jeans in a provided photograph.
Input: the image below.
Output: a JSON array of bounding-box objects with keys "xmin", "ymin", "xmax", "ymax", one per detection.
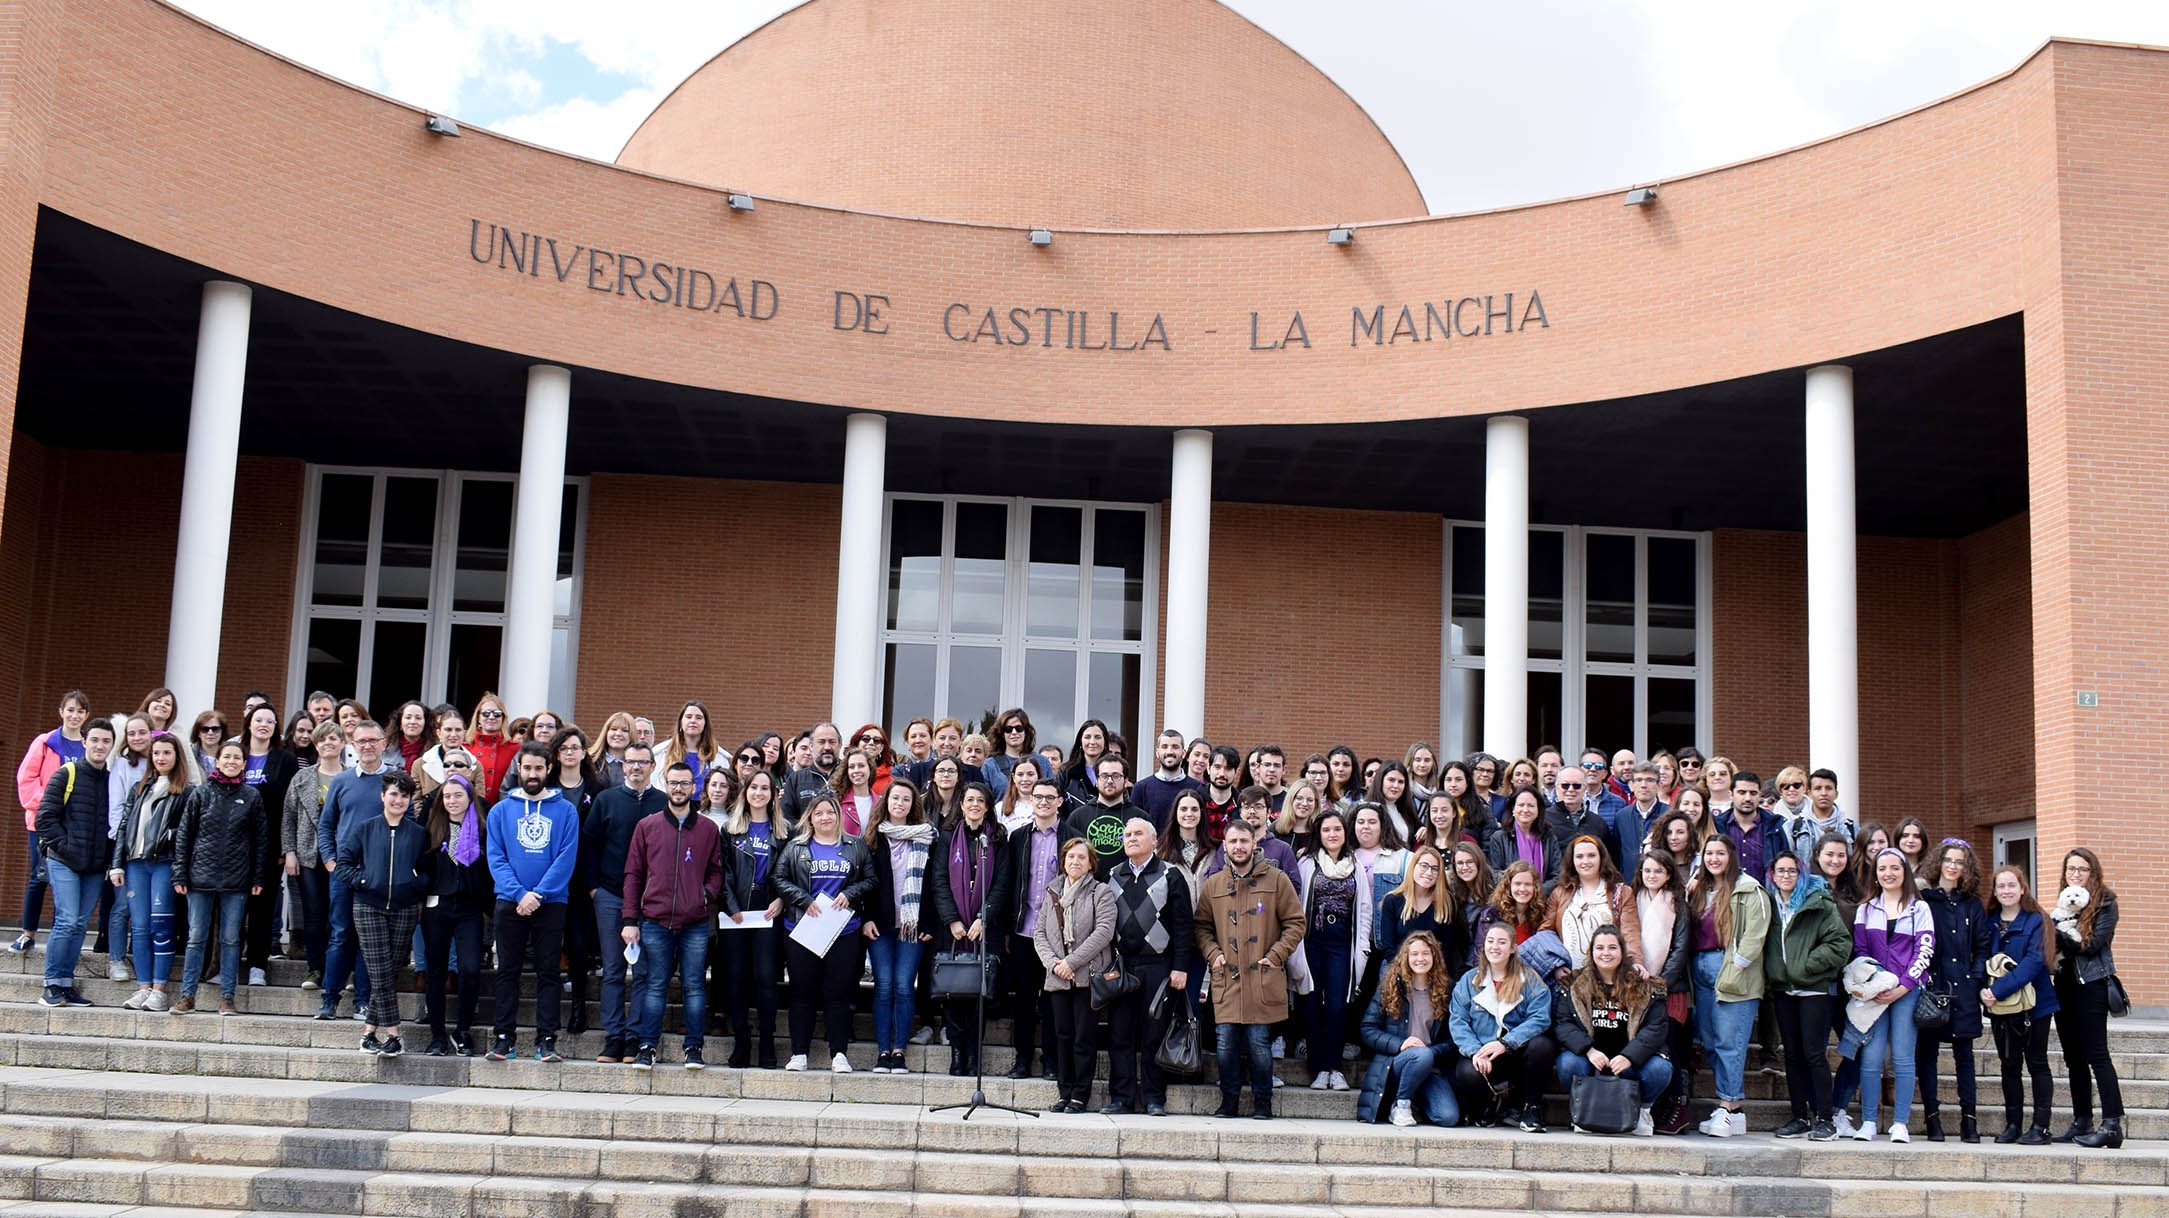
[
  {"xmin": 124, "ymin": 861, "xmax": 176, "ymax": 985},
  {"xmin": 182, "ymin": 890, "xmax": 248, "ymax": 999},
  {"xmin": 636, "ymin": 921, "xmax": 710, "ymax": 1052},
  {"xmin": 1858, "ymin": 986, "xmax": 1921, "ymax": 1128},
  {"xmin": 1557, "ymin": 1052, "xmax": 1675, "ymax": 1109},
  {"xmin": 868, "ymin": 932, "xmax": 924, "ymax": 1053},
  {"xmin": 594, "ymin": 889, "xmax": 642, "ymax": 1041},
  {"xmin": 1692, "ymin": 949, "xmax": 1758, "ymax": 1103},
  {"xmin": 322, "ymin": 869, "xmax": 370, "ymax": 1008},
  {"xmin": 42, "ymin": 862, "xmax": 96, "ymax": 988},
  {"xmin": 1379, "ymin": 1047, "xmax": 1462, "ymax": 1126},
  {"xmin": 1216, "ymin": 1022, "xmax": 1274, "ymax": 1105}
]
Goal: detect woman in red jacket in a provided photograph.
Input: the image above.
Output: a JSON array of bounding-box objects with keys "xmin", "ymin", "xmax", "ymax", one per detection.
[{"xmin": 463, "ymin": 692, "xmax": 519, "ymax": 801}]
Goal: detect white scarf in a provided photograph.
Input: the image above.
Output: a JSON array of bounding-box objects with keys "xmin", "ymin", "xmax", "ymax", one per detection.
[{"xmin": 1310, "ymin": 851, "xmax": 1356, "ymax": 881}]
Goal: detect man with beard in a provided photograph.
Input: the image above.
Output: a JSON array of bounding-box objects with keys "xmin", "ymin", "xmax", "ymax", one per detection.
[
  {"xmin": 1062, "ymin": 754, "xmax": 1142, "ymax": 880},
  {"xmin": 778, "ymin": 721, "xmax": 842, "ymax": 826},
  {"xmin": 485, "ymin": 742, "xmax": 580, "ymax": 1063},
  {"xmin": 1130, "ymin": 729, "xmax": 1205, "ymax": 834}
]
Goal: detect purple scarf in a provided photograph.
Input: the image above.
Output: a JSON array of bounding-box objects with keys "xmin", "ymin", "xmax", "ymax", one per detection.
[
  {"xmin": 1515, "ymin": 823, "xmax": 1545, "ymax": 875},
  {"xmin": 948, "ymin": 822, "xmax": 990, "ymax": 927},
  {"xmin": 444, "ymin": 775, "xmax": 482, "ymax": 867}
]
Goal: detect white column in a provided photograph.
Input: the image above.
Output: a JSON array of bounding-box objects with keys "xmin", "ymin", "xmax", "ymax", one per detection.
[
  {"xmin": 163, "ymin": 281, "xmax": 252, "ymax": 719},
  {"xmin": 498, "ymin": 365, "xmax": 571, "ymax": 719},
  {"xmin": 1163, "ymin": 429, "xmax": 1214, "ymax": 739},
  {"xmin": 1805, "ymin": 364, "xmax": 1859, "ymax": 807},
  {"xmin": 831, "ymin": 413, "xmax": 888, "ymax": 728},
  {"xmin": 1482, "ymin": 416, "xmax": 1529, "ymax": 762}
]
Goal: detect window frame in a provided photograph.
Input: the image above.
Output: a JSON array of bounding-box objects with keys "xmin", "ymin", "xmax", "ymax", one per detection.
[
  {"xmin": 1437, "ymin": 521, "xmax": 1712, "ymax": 761},
  {"xmin": 875, "ymin": 492, "xmax": 1161, "ymax": 745},
  {"xmin": 287, "ymin": 465, "xmax": 586, "ymax": 719}
]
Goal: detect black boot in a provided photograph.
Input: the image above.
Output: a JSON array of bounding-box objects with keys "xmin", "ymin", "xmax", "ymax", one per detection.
[
  {"xmin": 1214, "ymin": 1092, "xmax": 1240, "ymax": 1118},
  {"xmin": 2052, "ymin": 1117, "xmax": 2094, "ymax": 1143},
  {"xmin": 1959, "ymin": 1111, "xmax": 1978, "ymax": 1144},
  {"xmin": 1924, "ymin": 1109, "xmax": 1945, "ymax": 1142},
  {"xmin": 2075, "ymin": 1117, "xmax": 2124, "ymax": 1149},
  {"xmin": 758, "ymin": 1038, "xmax": 778, "ymax": 1070},
  {"xmin": 2018, "ymin": 1124, "xmax": 2052, "ymax": 1145},
  {"xmin": 1995, "ymin": 1121, "xmax": 2022, "ymax": 1144},
  {"xmin": 727, "ymin": 1035, "xmax": 751, "ymax": 1069}
]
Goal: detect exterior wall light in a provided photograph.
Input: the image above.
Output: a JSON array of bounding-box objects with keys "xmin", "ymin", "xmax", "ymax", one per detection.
[
  {"xmin": 1624, "ymin": 187, "xmax": 1657, "ymax": 206},
  {"xmin": 726, "ymin": 193, "xmax": 757, "ymax": 211},
  {"xmin": 1326, "ymin": 226, "xmax": 1354, "ymax": 246},
  {"xmin": 1028, "ymin": 228, "xmax": 1053, "ymax": 247},
  {"xmin": 424, "ymin": 115, "xmax": 460, "ymax": 137}
]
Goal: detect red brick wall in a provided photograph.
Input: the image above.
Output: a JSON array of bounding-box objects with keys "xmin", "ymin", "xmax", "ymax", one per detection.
[
  {"xmin": 572, "ymin": 473, "xmax": 838, "ymax": 747},
  {"xmin": 1202, "ymin": 503, "xmax": 1439, "ymax": 762}
]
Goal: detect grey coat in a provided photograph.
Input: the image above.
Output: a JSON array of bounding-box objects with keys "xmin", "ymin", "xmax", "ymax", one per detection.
[
  {"xmin": 282, "ymin": 764, "xmax": 331, "ymax": 869},
  {"xmin": 1032, "ymin": 876, "xmax": 1117, "ymax": 991}
]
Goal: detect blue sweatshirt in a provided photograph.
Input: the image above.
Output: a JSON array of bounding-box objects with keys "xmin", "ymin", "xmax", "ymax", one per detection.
[
  {"xmin": 486, "ymin": 788, "xmax": 580, "ymax": 904},
  {"xmin": 316, "ymin": 763, "xmax": 393, "ymax": 866}
]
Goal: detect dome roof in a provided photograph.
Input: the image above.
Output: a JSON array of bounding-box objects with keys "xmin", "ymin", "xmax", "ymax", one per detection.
[{"xmin": 616, "ymin": 0, "xmax": 1427, "ymax": 230}]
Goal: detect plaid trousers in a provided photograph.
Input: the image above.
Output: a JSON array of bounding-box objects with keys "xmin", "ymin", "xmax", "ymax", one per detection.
[{"xmin": 352, "ymin": 902, "xmax": 418, "ymax": 1031}]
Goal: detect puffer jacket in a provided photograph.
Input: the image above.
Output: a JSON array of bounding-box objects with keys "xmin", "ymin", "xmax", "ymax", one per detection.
[
  {"xmin": 173, "ymin": 778, "xmax": 268, "ymax": 893},
  {"xmin": 1919, "ymin": 886, "xmax": 1991, "ymax": 1038},
  {"xmin": 34, "ymin": 759, "xmax": 111, "ymax": 875},
  {"xmin": 1764, "ymin": 880, "xmax": 1852, "ymax": 996}
]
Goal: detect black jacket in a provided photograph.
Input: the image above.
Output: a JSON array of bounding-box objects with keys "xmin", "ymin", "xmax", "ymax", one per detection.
[
  {"xmin": 776, "ymin": 765, "xmax": 833, "ymax": 826},
  {"xmin": 35, "ymin": 760, "xmax": 112, "ymax": 875},
  {"xmin": 866, "ymin": 828, "xmax": 935, "ymax": 937},
  {"xmin": 928, "ymin": 819, "xmax": 1013, "ymax": 949},
  {"xmin": 110, "ymin": 780, "xmax": 188, "ymax": 870},
  {"xmin": 2055, "ymin": 891, "xmax": 2118, "ymax": 987},
  {"xmin": 337, "ymin": 810, "xmax": 431, "ymax": 911},
  {"xmin": 719, "ymin": 819, "xmax": 784, "ymax": 917},
  {"xmin": 771, "ymin": 835, "xmax": 878, "ymax": 922},
  {"xmin": 1545, "ymin": 805, "xmax": 1613, "ymax": 884},
  {"xmin": 1919, "ymin": 886, "xmax": 1991, "ymax": 1038},
  {"xmin": 246, "ymin": 748, "xmax": 301, "ymax": 882},
  {"xmin": 1553, "ymin": 985, "xmax": 1670, "ymax": 1067},
  {"xmin": 578, "ymin": 784, "xmax": 668, "ymax": 900},
  {"xmin": 1002, "ymin": 817, "xmax": 1075, "ymax": 929},
  {"xmin": 418, "ymin": 802, "xmax": 494, "ymax": 913},
  {"xmin": 173, "ymin": 780, "xmax": 268, "ymax": 893},
  {"xmin": 1064, "ymin": 799, "xmax": 1144, "ymax": 880}
]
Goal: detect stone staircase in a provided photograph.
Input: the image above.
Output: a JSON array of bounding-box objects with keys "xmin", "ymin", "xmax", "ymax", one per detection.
[{"xmin": 0, "ymin": 945, "xmax": 2162, "ymax": 1216}]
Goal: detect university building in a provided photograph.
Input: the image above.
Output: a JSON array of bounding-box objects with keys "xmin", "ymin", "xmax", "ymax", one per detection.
[{"xmin": 0, "ymin": 0, "xmax": 2162, "ymax": 995}]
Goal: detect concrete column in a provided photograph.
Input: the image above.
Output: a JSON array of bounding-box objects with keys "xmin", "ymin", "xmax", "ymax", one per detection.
[
  {"xmin": 163, "ymin": 281, "xmax": 251, "ymax": 719},
  {"xmin": 1805, "ymin": 364, "xmax": 1859, "ymax": 807},
  {"xmin": 1483, "ymin": 416, "xmax": 1529, "ymax": 762},
  {"xmin": 498, "ymin": 365, "xmax": 570, "ymax": 719},
  {"xmin": 1163, "ymin": 429, "xmax": 1213, "ymax": 739},
  {"xmin": 831, "ymin": 413, "xmax": 887, "ymax": 728}
]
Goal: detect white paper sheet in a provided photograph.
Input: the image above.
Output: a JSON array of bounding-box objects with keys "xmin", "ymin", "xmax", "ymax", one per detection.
[
  {"xmin": 718, "ymin": 907, "xmax": 776, "ymax": 930},
  {"xmin": 787, "ymin": 895, "xmax": 850, "ymax": 958}
]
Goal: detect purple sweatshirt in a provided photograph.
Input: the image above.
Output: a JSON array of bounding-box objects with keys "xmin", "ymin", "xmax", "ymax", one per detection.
[{"xmin": 1852, "ymin": 896, "xmax": 1936, "ymax": 990}]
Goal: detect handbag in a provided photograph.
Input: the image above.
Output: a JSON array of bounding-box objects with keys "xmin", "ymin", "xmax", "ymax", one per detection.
[
  {"xmin": 1156, "ymin": 1006, "xmax": 1202, "ymax": 1074},
  {"xmin": 1984, "ymin": 953, "xmax": 2034, "ymax": 1017},
  {"xmin": 2106, "ymin": 975, "xmax": 2131, "ymax": 1018},
  {"xmin": 1912, "ymin": 980, "xmax": 1952, "ymax": 1031},
  {"xmin": 1090, "ymin": 952, "xmax": 1139, "ymax": 1011},
  {"xmin": 930, "ymin": 949, "xmax": 998, "ymax": 1002},
  {"xmin": 1568, "ymin": 1072, "xmax": 1640, "ymax": 1135}
]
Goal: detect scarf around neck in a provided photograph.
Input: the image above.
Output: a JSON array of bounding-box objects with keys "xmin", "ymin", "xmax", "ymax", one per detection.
[
  {"xmin": 948, "ymin": 821, "xmax": 990, "ymax": 929},
  {"xmin": 879, "ymin": 821, "xmax": 936, "ymax": 933}
]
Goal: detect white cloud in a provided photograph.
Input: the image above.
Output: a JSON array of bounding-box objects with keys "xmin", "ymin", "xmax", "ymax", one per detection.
[{"xmin": 172, "ymin": 0, "xmax": 2169, "ymax": 213}]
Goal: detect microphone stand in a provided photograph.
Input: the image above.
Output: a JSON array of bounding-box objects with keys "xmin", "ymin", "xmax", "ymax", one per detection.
[{"xmin": 929, "ymin": 932, "xmax": 1035, "ymax": 1121}]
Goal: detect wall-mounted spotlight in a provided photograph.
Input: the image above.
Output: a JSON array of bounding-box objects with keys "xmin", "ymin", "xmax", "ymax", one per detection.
[
  {"xmin": 726, "ymin": 193, "xmax": 757, "ymax": 212},
  {"xmin": 1623, "ymin": 187, "xmax": 1657, "ymax": 207},
  {"xmin": 1028, "ymin": 228, "xmax": 1053, "ymax": 247},
  {"xmin": 424, "ymin": 114, "xmax": 461, "ymax": 137},
  {"xmin": 1326, "ymin": 226, "xmax": 1354, "ymax": 246}
]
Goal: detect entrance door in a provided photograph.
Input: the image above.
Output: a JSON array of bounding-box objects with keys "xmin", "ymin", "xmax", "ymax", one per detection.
[{"xmin": 1991, "ymin": 820, "xmax": 2037, "ymax": 893}]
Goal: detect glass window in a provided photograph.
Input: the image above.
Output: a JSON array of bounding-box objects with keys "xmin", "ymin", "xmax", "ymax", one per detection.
[
  {"xmin": 444, "ymin": 622, "xmax": 502, "ymax": 718},
  {"xmin": 368, "ymin": 620, "xmax": 427, "ymax": 711},
  {"xmin": 303, "ymin": 618, "xmax": 360, "ymax": 705},
  {"xmin": 947, "ymin": 645, "xmax": 1003, "ymax": 730},
  {"xmin": 886, "ymin": 498, "xmax": 942, "ymax": 633},
  {"xmin": 1530, "ymin": 530, "xmax": 1564, "ymax": 662},
  {"xmin": 1449, "ymin": 525, "xmax": 1484, "ymax": 658},
  {"xmin": 1647, "ymin": 537, "xmax": 1698, "ymax": 667},
  {"xmin": 1528, "ymin": 671, "xmax": 1563, "ymax": 759},
  {"xmin": 951, "ymin": 502, "xmax": 1009, "ymax": 636},
  {"xmin": 310, "ymin": 474, "xmax": 372, "ymax": 608},
  {"xmin": 882, "ymin": 642, "xmax": 937, "ymax": 733},
  {"xmin": 1088, "ymin": 652, "xmax": 1141, "ymax": 744},
  {"xmin": 1091, "ymin": 511, "xmax": 1146, "ymax": 642},
  {"xmin": 1646, "ymin": 677, "xmax": 1697, "ymax": 757},
  {"xmin": 1023, "ymin": 649, "xmax": 1078, "ymax": 750},
  {"xmin": 375, "ymin": 477, "xmax": 438, "ymax": 611},
  {"xmin": 1584, "ymin": 533, "xmax": 1636, "ymax": 664},
  {"xmin": 453, "ymin": 480, "xmax": 513, "ymax": 614},
  {"xmin": 1585, "ymin": 674, "xmax": 1633, "ymax": 757},
  {"xmin": 1026, "ymin": 507, "xmax": 1082, "ymax": 639},
  {"xmin": 553, "ymin": 485, "xmax": 580, "ymax": 619}
]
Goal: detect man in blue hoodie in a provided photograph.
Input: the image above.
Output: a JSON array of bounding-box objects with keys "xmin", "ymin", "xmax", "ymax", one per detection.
[{"xmin": 485, "ymin": 742, "xmax": 579, "ymax": 1063}]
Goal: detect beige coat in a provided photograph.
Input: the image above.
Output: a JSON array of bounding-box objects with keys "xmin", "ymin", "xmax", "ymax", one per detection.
[
  {"xmin": 1033, "ymin": 876, "xmax": 1117, "ymax": 991},
  {"xmin": 1194, "ymin": 860, "xmax": 1306, "ymax": 1025}
]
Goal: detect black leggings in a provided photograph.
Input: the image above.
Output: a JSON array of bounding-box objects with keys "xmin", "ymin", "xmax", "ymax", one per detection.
[
  {"xmin": 787, "ymin": 934, "xmax": 865, "ymax": 1058},
  {"xmin": 419, "ymin": 903, "xmax": 485, "ymax": 1036},
  {"xmin": 721, "ymin": 922, "xmax": 784, "ymax": 1043},
  {"xmin": 1451, "ymin": 1034, "xmax": 1559, "ymax": 1116},
  {"xmin": 1918, "ymin": 1028, "xmax": 1977, "ymax": 1113},
  {"xmin": 1051, "ymin": 987, "xmax": 1097, "ymax": 1104},
  {"xmin": 2054, "ymin": 976, "xmax": 2124, "ymax": 1120},
  {"xmin": 1772, "ymin": 992, "xmax": 1835, "ymax": 1120},
  {"xmin": 1992, "ymin": 1014, "xmax": 2054, "ymax": 1129}
]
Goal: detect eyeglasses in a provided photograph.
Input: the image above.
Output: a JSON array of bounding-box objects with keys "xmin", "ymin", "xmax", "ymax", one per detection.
[{"xmin": 624, "ymin": 758, "xmax": 653, "ymax": 767}]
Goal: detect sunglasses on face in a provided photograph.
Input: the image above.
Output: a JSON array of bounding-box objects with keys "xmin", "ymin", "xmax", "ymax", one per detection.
[
  {"xmin": 1781, "ymin": 782, "xmax": 1804, "ymax": 791},
  {"xmin": 738, "ymin": 754, "xmax": 760, "ymax": 764}
]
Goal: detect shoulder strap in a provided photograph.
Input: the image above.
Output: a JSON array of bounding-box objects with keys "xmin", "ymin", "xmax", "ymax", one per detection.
[{"xmin": 62, "ymin": 762, "xmax": 75, "ymax": 803}]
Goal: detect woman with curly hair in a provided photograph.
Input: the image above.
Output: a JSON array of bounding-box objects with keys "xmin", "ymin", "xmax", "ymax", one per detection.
[{"xmin": 1357, "ymin": 931, "xmax": 1461, "ymax": 1127}]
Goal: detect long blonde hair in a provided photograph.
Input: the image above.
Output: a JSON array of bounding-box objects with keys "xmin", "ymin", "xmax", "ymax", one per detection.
[
  {"xmin": 1474, "ymin": 921, "xmax": 1531, "ymax": 1008},
  {"xmin": 1386, "ymin": 846, "xmax": 1453, "ymax": 924}
]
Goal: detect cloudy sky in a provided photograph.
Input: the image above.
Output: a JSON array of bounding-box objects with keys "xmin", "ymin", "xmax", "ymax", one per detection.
[{"xmin": 174, "ymin": 0, "xmax": 2169, "ymax": 216}]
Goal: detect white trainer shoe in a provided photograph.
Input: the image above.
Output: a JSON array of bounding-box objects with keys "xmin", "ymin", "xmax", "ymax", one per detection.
[
  {"xmin": 1634, "ymin": 1109, "xmax": 1655, "ymax": 1137},
  {"xmin": 784, "ymin": 1054, "xmax": 808, "ymax": 1072},
  {"xmin": 1887, "ymin": 1124, "xmax": 1910, "ymax": 1143},
  {"xmin": 830, "ymin": 1052, "xmax": 852, "ymax": 1074},
  {"xmin": 1389, "ymin": 1101, "xmax": 1416, "ymax": 1127},
  {"xmin": 1852, "ymin": 1120, "xmax": 1877, "ymax": 1141}
]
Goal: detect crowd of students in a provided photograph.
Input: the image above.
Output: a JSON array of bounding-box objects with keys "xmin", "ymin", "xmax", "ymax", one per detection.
[{"xmin": 9, "ymin": 690, "xmax": 2132, "ymax": 1147}]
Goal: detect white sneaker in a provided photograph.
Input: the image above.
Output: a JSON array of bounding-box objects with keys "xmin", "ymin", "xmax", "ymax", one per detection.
[
  {"xmin": 1697, "ymin": 1110, "xmax": 1728, "ymax": 1136},
  {"xmin": 247, "ymin": 968, "xmax": 267, "ymax": 987},
  {"xmin": 830, "ymin": 1052, "xmax": 852, "ymax": 1074},
  {"xmin": 1728, "ymin": 1110, "xmax": 1748, "ymax": 1136},
  {"xmin": 1389, "ymin": 1101, "xmax": 1416, "ymax": 1127},
  {"xmin": 1272, "ymin": 1076, "xmax": 1284, "ymax": 1090},
  {"xmin": 1270, "ymin": 1037, "xmax": 1286, "ymax": 1059},
  {"xmin": 1635, "ymin": 1110, "xmax": 1655, "ymax": 1137},
  {"xmin": 784, "ymin": 1054, "xmax": 808, "ymax": 1072},
  {"xmin": 1832, "ymin": 1112, "xmax": 1858, "ymax": 1138},
  {"xmin": 121, "ymin": 988, "xmax": 149, "ymax": 1010},
  {"xmin": 910, "ymin": 1026, "xmax": 935, "ymax": 1045},
  {"xmin": 109, "ymin": 960, "xmax": 132, "ymax": 983},
  {"xmin": 1328, "ymin": 1071, "xmax": 1351, "ymax": 1092},
  {"xmin": 143, "ymin": 989, "xmax": 169, "ymax": 1012},
  {"xmin": 1852, "ymin": 1120, "xmax": 1877, "ymax": 1141},
  {"xmin": 1887, "ymin": 1124, "xmax": 1909, "ymax": 1143},
  {"xmin": 1310, "ymin": 1073, "xmax": 1332, "ymax": 1090}
]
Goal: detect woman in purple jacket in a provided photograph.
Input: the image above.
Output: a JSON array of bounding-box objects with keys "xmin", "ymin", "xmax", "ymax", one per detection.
[{"xmin": 1851, "ymin": 848, "xmax": 1936, "ymax": 1142}]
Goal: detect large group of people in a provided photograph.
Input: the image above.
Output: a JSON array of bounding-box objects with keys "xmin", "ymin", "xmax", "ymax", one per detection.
[{"xmin": 9, "ymin": 690, "xmax": 2134, "ymax": 1148}]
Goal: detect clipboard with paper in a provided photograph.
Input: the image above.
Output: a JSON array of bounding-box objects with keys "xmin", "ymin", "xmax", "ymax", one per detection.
[{"xmin": 788, "ymin": 894, "xmax": 850, "ymax": 957}]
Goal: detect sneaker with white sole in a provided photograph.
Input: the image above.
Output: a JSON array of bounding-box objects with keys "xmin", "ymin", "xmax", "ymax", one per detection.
[
  {"xmin": 1852, "ymin": 1120, "xmax": 1877, "ymax": 1141},
  {"xmin": 1389, "ymin": 1101, "xmax": 1416, "ymax": 1127},
  {"xmin": 1696, "ymin": 1110, "xmax": 1728, "ymax": 1136},
  {"xmin": 1832, "ymin": 1112, "xmax": 1858, "ymax": 1139},
  {"xmin": 784, "ymin": 1054, "xmax": 808, "ymax": 1072},
  {"xmin": 1634, "ymin": 1110, "xmax": 1655, "ymax": 1137},
  {"xmin": 1310, "ymin": 1073, "xmax": 1332, "ymax": 1090},
  {"xmin": 108, "ymin": 960, "xmax": 132, "ymax": 982},
  {"xmin": 830, "ymin": 1052, "xmax": 852, "ymax": 1074},
  {"xmin": 910, "ymin": 1026, "xmax": 935, "ymax": 1045},
  {"xmin": 122, "ymin": 988, "xmax": 150, "ymax": 1011},
  {"xmin": 1728, "ymin": 1110, "xmax": 1748, "ymax": 1136},
  {"xmin": 1328, "ymin": 1071, "xmax": 1350, "ymax": 1092},
  {"xmin": 247, "ymin": 968, "xmax": 267, "ymax": 987},
  {"xmin": 1887, "ymin": 1124, "xmax": 1910, "ymax": 1143},
  {"xmin": 143, "ymin": 990, "xmax": 169, "ymax": 1012}
]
